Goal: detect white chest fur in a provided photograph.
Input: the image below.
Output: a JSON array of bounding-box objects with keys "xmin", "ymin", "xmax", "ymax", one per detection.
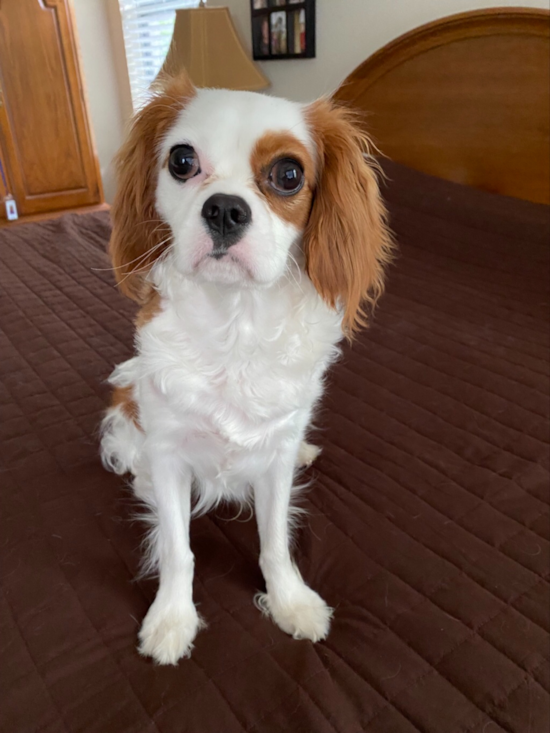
[{"xmin": 143, "ymin": 272, "xmax": 339, "ymax": 420}]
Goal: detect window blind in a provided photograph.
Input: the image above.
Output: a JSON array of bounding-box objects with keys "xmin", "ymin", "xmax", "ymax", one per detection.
[{"xmin": 118, "ymin": 0, "xmax": 198, "ymax": 109}]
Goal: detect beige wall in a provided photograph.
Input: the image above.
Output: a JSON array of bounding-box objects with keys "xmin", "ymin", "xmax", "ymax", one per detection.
[
  {"xmin": 72, "ymin": 0, "xmax": 548, "ymax": 201},
  {"xmin": 72, "ymin": 0, "xmax": 130, "ymax": 202}
]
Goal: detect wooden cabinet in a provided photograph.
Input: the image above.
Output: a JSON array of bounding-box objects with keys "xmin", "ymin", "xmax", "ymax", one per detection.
[{"xmin": 0, "ymin": 0, "xmax": 103, "ymax": 221}]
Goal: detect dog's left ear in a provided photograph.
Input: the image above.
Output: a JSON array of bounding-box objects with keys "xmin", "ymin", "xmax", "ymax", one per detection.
[{"xmin": 304, "ymin": 99, "xmax": 393, "ymax": 337}]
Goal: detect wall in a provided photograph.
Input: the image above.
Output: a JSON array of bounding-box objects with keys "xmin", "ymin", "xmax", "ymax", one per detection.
[
  {"xmin": 72, "ymin": 0, "xmax": 130, "ymax": 202},
  {"xmin": 212, "ymin": 0, "xmax": 549, "ymax": 102}
]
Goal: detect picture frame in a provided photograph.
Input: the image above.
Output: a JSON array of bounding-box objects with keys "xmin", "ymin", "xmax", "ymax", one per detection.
[{"xmin": 251, "ymin": 0, "xmax": 315, "ymax": 60}]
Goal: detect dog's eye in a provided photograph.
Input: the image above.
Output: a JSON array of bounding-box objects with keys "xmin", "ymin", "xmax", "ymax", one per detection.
[
  {"xmin": 168, "ymin": 144, "xmax": 200, "ymax": 181},
  {"xmin": 268, "ymin": 158, "xmax": 304, "ymax": 195}
]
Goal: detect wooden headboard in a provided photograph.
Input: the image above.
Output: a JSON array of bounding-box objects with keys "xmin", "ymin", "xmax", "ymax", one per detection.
[{"xmin": 334, "ymin": 8, "xmax": 550, "ymax": 204}]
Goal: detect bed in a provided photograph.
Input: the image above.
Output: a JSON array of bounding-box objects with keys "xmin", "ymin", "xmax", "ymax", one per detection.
[{"xmin": 1, "ymin": 9, "xmax": 549, "ymax": 733}]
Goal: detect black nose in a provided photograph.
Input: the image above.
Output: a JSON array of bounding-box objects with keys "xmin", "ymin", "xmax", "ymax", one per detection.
[{"xmin": 201, "ymin": 194, "xmax": 251, "ymax": 253}]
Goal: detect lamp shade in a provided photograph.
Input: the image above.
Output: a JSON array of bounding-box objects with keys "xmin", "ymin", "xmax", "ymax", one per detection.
[{"xmin": 158, "ymin": 6, "xmax": 269, "ymax": 91}]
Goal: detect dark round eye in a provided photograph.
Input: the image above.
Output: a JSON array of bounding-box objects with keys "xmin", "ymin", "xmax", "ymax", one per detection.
[
  {"xmin": 268, "ymin": 158, "xmax": 304, "ymax": 195},
  {"xmin": 168, "ymin": 144, "xmax": 200, "ymax": 181}
]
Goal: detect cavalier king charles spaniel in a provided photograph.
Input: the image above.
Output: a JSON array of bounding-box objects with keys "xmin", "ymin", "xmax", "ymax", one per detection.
[{"xmin": 100, "ymin": 72, "xmax": 392, "ymax": 664}]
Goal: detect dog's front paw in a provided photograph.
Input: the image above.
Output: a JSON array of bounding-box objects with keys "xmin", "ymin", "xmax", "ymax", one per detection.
[
  {"xmin": 255, "ymin": 586, "xmax": 332, "ymax": 642},
  {"xmin": 138, "ymin": 601, "xmax": 205, "ymax": 665}
]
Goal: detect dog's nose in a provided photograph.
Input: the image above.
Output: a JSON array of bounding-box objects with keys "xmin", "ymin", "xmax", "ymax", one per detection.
[{"xmin": 201, "ymin": 194, "xmax": 251, "ymax": 252}]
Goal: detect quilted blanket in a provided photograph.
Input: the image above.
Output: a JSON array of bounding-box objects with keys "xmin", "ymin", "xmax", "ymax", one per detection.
[{"xmin": 1, "ymin": 161, "xmax": 548, "ymax": 733}]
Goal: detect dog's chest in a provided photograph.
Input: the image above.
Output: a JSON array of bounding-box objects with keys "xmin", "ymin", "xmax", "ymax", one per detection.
[
  {"xmin": 149, "ymin": 315, "xmax": 321, "ymax": 417},
  {"xmin": 138, "ymin": 288, "xmax": 341, "ymax": 444}
]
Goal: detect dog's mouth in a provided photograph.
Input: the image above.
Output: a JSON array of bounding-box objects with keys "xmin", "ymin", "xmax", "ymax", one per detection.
[
  {"xmin": 209, "ymin": 249, "xmax": 230, "ymax": 261},
  {"xmin": 197, "ymin": 248, "xmax": 254, "ymax": 283}
]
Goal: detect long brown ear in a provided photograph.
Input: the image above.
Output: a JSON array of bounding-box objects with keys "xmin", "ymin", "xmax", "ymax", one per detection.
[
  {"xmin": 304, "ymin": 99, "xmax": 394, "ymax": 336},
  {"xmin": 109, "ymin": 73, "xmax": 196, "ymax": 301}
]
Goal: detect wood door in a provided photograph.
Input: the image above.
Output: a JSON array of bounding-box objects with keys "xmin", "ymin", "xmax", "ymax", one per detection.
[{"xmin": 0, "ymin": 0, "xmax": 103, "ymax": 217}]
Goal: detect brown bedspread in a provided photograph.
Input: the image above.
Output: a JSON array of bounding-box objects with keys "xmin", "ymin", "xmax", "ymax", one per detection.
[{"xmin": 1, "ymin": 162, "xmax": 549, "ymax": 733}]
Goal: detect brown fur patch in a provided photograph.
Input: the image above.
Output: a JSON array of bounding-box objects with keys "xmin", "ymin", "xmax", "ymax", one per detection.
[
  {"xmin": 303, "ymin": 99, "xmax": 394, "ymax": 337},
  {"xmin": 109, "ymin": 72, "xmax": 196, "ymax": 302},
  {"xmin": 111, "ymin": 385, "xmax": 141, "ymax": 429},
  {"xmin": 135, "ymin": 286, "xmax": 162, "ymax": 329},
  {"xmin": 250, "ymin": 132, "xmax": 316, "ymax": 230}
]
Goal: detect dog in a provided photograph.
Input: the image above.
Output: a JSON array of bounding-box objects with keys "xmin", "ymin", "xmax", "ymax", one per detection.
[{"xmin": 100, "ymin": 72, "xmax": 392, "ymax": 665}]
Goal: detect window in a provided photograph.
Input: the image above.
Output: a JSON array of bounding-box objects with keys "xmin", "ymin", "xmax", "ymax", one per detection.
[{"xmin": 118, "ymin": 0, "xmax": 198, "ymax": 109}]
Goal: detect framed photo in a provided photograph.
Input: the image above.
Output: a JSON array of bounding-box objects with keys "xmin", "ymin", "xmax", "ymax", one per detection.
[
  {"xmin": 251, "ymin": 0, "xmax": 315, "ymax": 60},
  {"xmin": 270, "ymin": 11, "xmax": 287, "ymax": 55},
  {"xmin": 252, "ymin": 14, "xmax": 270, "ymax": 56},
  {"xmin": 289, "ymin": 9, "xmax": 306, "ymax": 54}
]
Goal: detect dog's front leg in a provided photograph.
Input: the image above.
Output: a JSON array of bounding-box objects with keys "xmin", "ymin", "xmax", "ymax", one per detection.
[
  {"xmin": 138, "ymin": 451, "xmax": 203, "ymax": 664},
  {"xmin": 253, "ymin": 448, "xmax": 332, "ymax": 642}
]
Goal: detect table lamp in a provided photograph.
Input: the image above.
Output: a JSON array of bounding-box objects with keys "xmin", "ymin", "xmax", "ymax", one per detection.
[{"xmin": 158, "ymin": 1, "xmax": 269, "ymax": 90}]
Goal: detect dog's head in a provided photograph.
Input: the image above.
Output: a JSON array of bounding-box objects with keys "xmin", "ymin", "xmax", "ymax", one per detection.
[{"xmin": 110, "ymin": 73, "xmax": 392, "ymax": 334}]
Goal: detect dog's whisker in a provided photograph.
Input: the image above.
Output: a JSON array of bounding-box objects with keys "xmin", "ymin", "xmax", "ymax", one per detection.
[
  {"xmin": 284, "ymin": 253, "xmax": 305, "ymax": 294},
  {"xmin": 96, "ymin": 236, "xmax": 172, "ymax": 274},
  {"xmin": 113, "ymin": 241, "xmax": 172, "ymax": 287}
]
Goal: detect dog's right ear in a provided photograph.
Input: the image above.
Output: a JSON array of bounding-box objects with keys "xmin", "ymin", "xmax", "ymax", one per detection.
[
  {"xmin": 109, "ymin": 72, "xmax": 196, "ymax": 301},
  {"xmin": 303, "ymin": 99, "xmax": 393, "ymax": 337}
]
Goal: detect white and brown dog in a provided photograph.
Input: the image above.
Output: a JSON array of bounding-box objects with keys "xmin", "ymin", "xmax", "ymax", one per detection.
[{"xmin": 100, "ymin": 72, "xmax": 392, "ymax": 664}]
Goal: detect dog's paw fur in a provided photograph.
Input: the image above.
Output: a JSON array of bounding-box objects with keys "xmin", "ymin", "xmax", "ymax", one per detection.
[
  {"xmin": 255, "ymin": 586, "xmax": 332, "ymax": 642},
  {"xmin": 296, "ymin": 441, "xmax": 321, "ymax": 468},
  {"xmin": 138, "ymin": 601, "xmax": 205, "ymax": 665}
]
